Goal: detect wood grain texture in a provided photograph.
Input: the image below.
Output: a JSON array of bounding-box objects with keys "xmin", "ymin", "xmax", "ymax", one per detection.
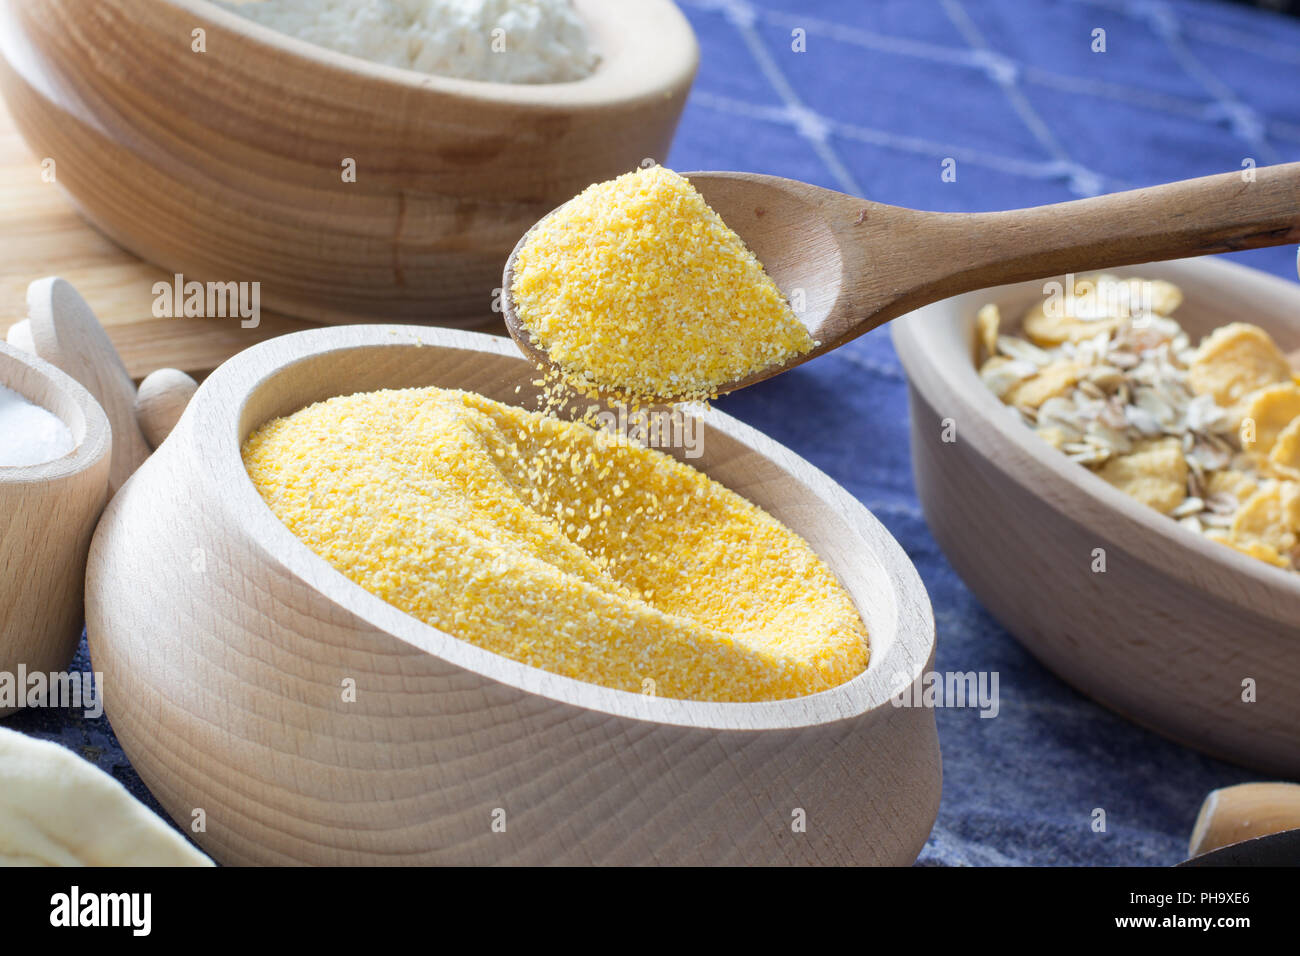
[
  {"xmin": 0, "ymin": 98, "xmax": 323, "ymax": 379},
  {"xmin": 544, "ymin": 167, "xmax": 1299, "ymax": 396},
  {"xmin": 892, "ymin": 257, "xmax": 1300, "ymax": 776},
  {"xmin": 1189, "ymin": 782, "xmax": 1300, "ymax": 857},
  {"xmin": 135, "ymin": 368, "xmax": 198, "ymax": 450},
  {"xmin": 85, "ymin": 325, "xmax": 940, "ymax": 865},
  {"xmin": 0, "ymin": 0, "xmax": 697, "ymax": 326},
  {"xmin": 4, "ymin": 320, "xmax": 33, "ymax": 353},
  {"xmin": 0, "ymin": 341, "xmax": 110, "ymax": 716},
  {"xmin": 26, "ymin": 278, "xmax": 151, "ymax": 493}
]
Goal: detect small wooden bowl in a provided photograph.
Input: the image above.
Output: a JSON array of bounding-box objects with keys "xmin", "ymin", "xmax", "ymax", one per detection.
[
  {"xmin": 85, "ymin": 326, "xmax": 940, "ymax": 865},
  {"xmin": 893, "ymin": 257, "xmax": 1300, "ymax": 776},
  {"xmin": 0, "ymin": 341, "xmax": 110, "ymax": 714},
  {"xmin": 0, "ymin": 0, "xmax": 697, "ymax": 325}
]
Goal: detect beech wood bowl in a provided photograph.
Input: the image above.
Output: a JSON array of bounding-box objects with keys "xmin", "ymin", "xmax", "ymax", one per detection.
[
  {"xmin": 0, "ymin": 341, "xmax": 109, "ymax": 715},
  {"xmin": 85, "ymin": 325, "xmax": 940, "ymax": 865},
  {"xmin": 0, "ymin": 0, "xmax": 697, "ymax": 325},
  {"xmin": 893, "ymin": 257, "xmax": 1300, "ymax": 776}
]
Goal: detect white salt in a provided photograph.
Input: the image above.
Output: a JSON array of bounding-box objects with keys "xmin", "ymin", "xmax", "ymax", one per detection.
[{"xmin": 0, "ymin": 384, "xmax": 75, "ymax": 467}]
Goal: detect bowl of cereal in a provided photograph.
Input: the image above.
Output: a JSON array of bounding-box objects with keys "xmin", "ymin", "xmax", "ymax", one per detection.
[
  {"xmin": 0, "ymin": 0, "xmax": 697, "ymax": 325},
  {"xmin": 893, "ymin": 256, "xmax": 1300, "ymax": 776},
  {"xmin": 85, "ymin": 324, "xmax": 941, "ymax": 865}
]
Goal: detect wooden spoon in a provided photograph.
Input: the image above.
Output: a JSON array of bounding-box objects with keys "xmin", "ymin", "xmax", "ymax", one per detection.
[
  {"xmin": 1188, "ymin": 782, "xmax": 1300, "ymax": 858},
  {"xmin": 503, "ymin": 164, "xmax": 1300, "ymax": 398}
]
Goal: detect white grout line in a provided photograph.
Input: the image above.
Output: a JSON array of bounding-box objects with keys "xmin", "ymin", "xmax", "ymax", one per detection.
[
  {"xmin": 940, "ymin": 0, "xmax": 1106, "ymax": 197},
  {"xmin": 678, "ymin": 0, "xmax": 1299, "ymax": 168},
  {"xmin": 1022, "ymin": 64, "xmax": 1211, "ymax": 120},
  {"xmin": 1019, "ymin": 64, "xmax": 1300, "ymax": 148},
  {"xmin": 713, "ymin": 0, "xmax": 865, "ymax": 196},
  {"xmin": 1129, "ymin": 0, "xmax": 1281, "ymax": 162},
  {"xmin": 688, "ymin": 90, "xmax": 1136, "ymax": 191},
  {"xmin": 733, "ymin": 4, "xmax": 989, "ymax": 70},
  {"xmin": 750, "ymin": 2, "xmax": 1214, "ymax": 123},
  {"xmin": 1182, "ymin": 12, "xmax": 1300, "ymax": 66}
]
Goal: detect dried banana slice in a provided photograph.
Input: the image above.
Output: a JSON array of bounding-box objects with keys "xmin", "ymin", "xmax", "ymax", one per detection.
[
  {"xmin": 0, "ymin": 727, "xmax": 212, "ymax": 866},
  {"xmin": 1095, "ymin": 436, "xmax": 1187, "ymax": 515}
]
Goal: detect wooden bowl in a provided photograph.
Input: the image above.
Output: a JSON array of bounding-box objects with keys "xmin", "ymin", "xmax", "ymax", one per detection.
[
  {"xmin": 85, "ymin": 325, "xmax": 940, "ymax": 865},
  {"xmin": 0, "ymin": 0, "xmax": 697, "ymax": 326},
  {"xmin": 893, "ymin": 257, "xmax": 1300, "ymax": 776},
  {"xmin": 0, "ymin": 341, "xmax": 109, "ymax": 715}
]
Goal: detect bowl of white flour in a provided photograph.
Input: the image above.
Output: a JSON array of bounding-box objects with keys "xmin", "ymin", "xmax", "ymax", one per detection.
[
  {"xmin": 215, "ymin": 0, "xmax": 601, "ymax": 84},
  {"xmin": 0, "ymin": 0, "xmax": 698, "ymax": 325}
]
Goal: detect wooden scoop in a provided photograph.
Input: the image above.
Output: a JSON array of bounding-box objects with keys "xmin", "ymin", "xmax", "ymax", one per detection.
[
  {"xmin": 503, "ymin": 164, "xmax": 1300, "ymax": 399},
  {"xmin": 13, "ymin": 278, "xmax": 197, "ymax": 493},
  {"xmin": 1188, "ymin": 782, "xmax": 1300, "ymax": 858}
]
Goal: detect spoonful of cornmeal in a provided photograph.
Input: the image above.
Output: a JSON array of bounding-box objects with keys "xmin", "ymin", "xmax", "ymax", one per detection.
[{"xmin": 502, "ymin": 164, "xmax": 1300, "ymax": 403}]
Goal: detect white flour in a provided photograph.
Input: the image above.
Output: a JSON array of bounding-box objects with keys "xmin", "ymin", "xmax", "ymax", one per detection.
[
  {"xmin": 219, "ymin": 0, "xmax": 598, "ymax": 83},
  {"xmin": 0, "ymin": 384, "xmax": 75, "ymax": 467}
]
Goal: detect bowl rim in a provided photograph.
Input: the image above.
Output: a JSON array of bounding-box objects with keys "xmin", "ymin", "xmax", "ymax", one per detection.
[
  {"xmin": 892, "ymin": 255, "xmax": 1300, "ymax": 612},
  {"xmin": 183, "ymin": 324, "xmax": 935, "ymax": 731},
  {"xmin": 0, "ymin": 340, "xmax": 111, "ymax": 484},
  {"xmin": 177, "ymin": 0, "xmax": 700, "ymax": 108}
]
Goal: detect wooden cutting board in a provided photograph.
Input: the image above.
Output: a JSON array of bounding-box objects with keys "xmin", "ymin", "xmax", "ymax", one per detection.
[{"xmin": 0, "ymin": 102, "xmax": 335, "ymax": 380}]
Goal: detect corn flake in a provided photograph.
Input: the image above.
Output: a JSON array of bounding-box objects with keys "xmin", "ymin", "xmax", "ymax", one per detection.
[
  {"xmin": 976, "ymin": 304, "xmax": 1000, "ymax": 362},
  {"xmin": 1003, "ymin": 360, "xmax": 1083, "ymax": 409},
  {"xmin": 1188, "ymin": 322, "xmax": 1291, "ymax": 408},
  {"xmin": 1240, "ymin": 382, "xmax": 1300, "ymax": 453},
  {"xmin": 1144, "ymin": 279, "xmax": 1184, "ymax": 317},
  {"xmin": 1022, "ymin": 299, "xmax": 1122, "ymax": 347},
  {"xmin": 1268, "ymin": 417, "xmax": 1300, "ymax": 481},
  {"xmin": 1206, "ymin": 468, "xmax": 1258, "ymax": 503},
  {"xmin": 1095, "ymin": 436, "xmax": 1187, "ymax": 515},
  {"xmin": 1230, "ymin": 480, "xmax": 1300, "ymax": 554},
  {"xmin": 1207, "ymin": 531, "xmax": 1291, "ymax": 569}
]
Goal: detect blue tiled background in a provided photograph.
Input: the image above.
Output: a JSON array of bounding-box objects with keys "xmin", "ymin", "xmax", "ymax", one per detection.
[{"xmin": 11, "ymin": 0, "xmax": 1300, "ymax": 866}]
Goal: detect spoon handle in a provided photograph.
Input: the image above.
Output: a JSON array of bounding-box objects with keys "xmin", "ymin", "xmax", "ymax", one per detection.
[{"xmin": 933, "ymin": 162, "xmax": 1300, "ymax": 295}]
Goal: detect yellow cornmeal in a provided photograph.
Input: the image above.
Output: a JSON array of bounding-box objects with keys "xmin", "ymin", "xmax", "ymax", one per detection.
[
  {"xmin": 511, "ymin": 165, "xmax": 815, "ymax": 400},
  {"xmin": 242, "ymin": 387, "xmax": 869, "ymax": 702}
]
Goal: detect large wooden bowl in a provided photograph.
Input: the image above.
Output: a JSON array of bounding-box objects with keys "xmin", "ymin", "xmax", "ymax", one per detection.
[
  {"xmin": 85, "ymin": 326, "xmax": 940, "ymax": 865},
  {"xmin": 893, "ymin": 257, "xmax": 1300, "ymax": 776},
  {"xmin": 0, "ymin": 0, "xmax": 697, "ymax": 326},
  {"xmin": 0, "ymin": 341, "xmax": 109, "ymax": 715}
]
